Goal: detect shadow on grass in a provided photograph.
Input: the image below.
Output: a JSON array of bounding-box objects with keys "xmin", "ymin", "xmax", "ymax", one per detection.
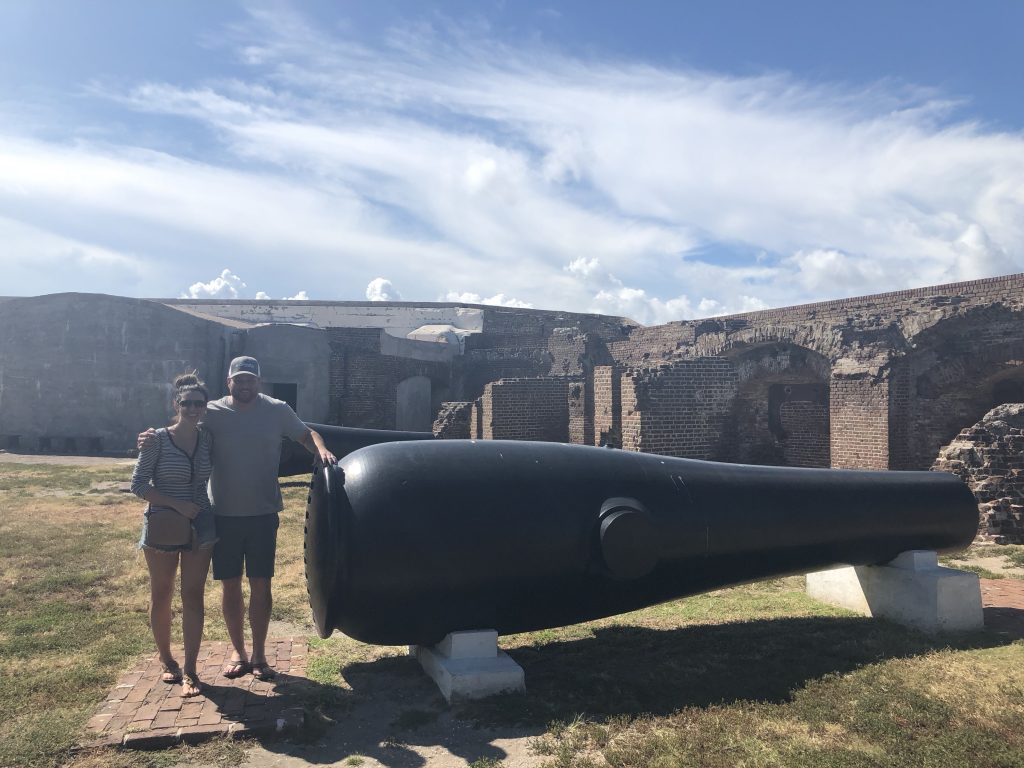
[{"xmin": 462, "ymin": 615, "xmax": 1015, "ymax": 725}]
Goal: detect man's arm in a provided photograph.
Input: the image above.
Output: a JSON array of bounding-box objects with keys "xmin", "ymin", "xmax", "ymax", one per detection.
[{"xmin": 298, "ymin": 428, "xmax": 338, "ymax": 466}]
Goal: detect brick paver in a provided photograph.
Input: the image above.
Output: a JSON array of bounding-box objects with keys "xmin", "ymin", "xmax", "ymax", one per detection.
[
  {"xmin": 82, "ymin": 638, "xmax": 307, "ymax": 749},
  {"xmin": 980, "ymin": 578, "xmax": 1024, "ymax": 637}
]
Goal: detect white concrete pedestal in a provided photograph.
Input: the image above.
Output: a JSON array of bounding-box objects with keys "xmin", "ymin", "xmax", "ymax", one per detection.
[
  {"xmin": 806, "ymin": 550, "xmax": 984, "ymax": 633},
  {"xmin": 410, "ymin": 629, "xmax": 525, "ymax": 703}
]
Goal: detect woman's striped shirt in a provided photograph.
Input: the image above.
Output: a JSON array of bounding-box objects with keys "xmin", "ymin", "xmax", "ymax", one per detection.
[{"xmin": 131, "ymin": 427, "xmax": 213, "ymax": 515}]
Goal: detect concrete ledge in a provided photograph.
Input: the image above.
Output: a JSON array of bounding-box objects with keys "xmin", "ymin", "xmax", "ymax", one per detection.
[
  {"xmin": 411, "ymin": 630, "xmax": 525, "ymax": 703},
  {"xmin": 807, "ymin": 550, "xmax": 984, "ymax": 633}
]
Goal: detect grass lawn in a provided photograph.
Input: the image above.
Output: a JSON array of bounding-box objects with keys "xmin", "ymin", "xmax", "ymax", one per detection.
[{"xmin": 1, "ymin": 460, "xmax": 1023, "ymax": 768}]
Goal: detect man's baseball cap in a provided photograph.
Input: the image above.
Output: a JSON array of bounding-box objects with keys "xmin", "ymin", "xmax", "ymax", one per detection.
[{"xmin": 228, "ymin": 356, "xmax": 261, "ymax": 378}]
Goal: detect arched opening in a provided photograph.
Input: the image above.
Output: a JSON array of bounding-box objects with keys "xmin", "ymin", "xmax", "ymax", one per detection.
[
  {"xmin": 396, "ymin": 375, "xmax": 432, "ymax": 432},
  {"xmin": 901, "ymin": 306, "xmax": 1024, "ymax": 470},
  {"xmin": 719, "ymin": 343, "xmax": 831, "ymax": 467}
]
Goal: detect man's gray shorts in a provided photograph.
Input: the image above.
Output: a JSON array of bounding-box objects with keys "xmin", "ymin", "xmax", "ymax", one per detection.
[{"xmin": 212, "ymin": 513, "xmax": 279, "ymax": 580}]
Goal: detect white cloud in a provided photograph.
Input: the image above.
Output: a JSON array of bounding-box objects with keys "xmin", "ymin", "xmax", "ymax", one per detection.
[
  {"xmin": 366, "ymin": 277, "xmax": 402, "ymax": 301},
  {"xmin": 284, "ymin": 290, "xmax": 309, "ymax": 300},
  {"xmin": 0, "ymin": 8, "xmax": 1022, "ymax": 320},
  {"xmin": 445, "ymin": 291, "xmax": 533, "ymax": 308},
  {"xmin": 591, "ymin": 285, "xmax": 695, "ymax": 325},
  {"xmin": 255, "ymin": 291, "xmax": 270, "ymax": 299},
  {"xmin": 566, "ymin": 257, "xmax": 600, "ymax": 277},
  {"xmin": 183, "ymin": 269, "xmax": 247, "ymax": 299},
  {"xmin": 0, "ymin": 216, "xmax": 145, "ymax": 296},
  {"xmin": 782, "ymin": 249, "xmax": 888, "ymax": 297}
]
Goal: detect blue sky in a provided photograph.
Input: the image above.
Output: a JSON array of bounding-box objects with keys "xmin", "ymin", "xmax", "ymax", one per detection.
[{"xmin": 1, "ymin": 0, "xmax": 1022, "ymax": 324}]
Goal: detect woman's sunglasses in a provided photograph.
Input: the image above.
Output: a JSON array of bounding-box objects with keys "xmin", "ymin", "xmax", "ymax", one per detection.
[{"xmin": 178, "ymin": 399, "xmax": 207, "ymax": 409}]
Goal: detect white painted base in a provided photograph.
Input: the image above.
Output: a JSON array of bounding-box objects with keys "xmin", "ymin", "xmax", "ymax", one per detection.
[
  {"xmin": 410, "ymin": 629, "xmax": 525, "ymax": 703},
  {"xmin": 806, "ymin": 550, "xmax": 984, "ymax": 633}
]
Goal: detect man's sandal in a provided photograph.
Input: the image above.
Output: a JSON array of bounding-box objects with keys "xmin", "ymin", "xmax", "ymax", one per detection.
[
  {"xmin": 160, "ymin": 662, "xmax": 183, "ymax": 684},
  {"xmin": 222, "ymin": 659, "xmax": 250, "ymax": 679},
  {"xmin": 181, "ymin": 672, "xmax": 203, "ymax": 698},
  {"xmin": 251, "ymin": 662, "xmax": 277, "ymax": 681}
]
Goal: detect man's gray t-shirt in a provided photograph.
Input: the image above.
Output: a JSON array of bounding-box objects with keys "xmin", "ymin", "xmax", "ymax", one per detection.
[{"xmin": 203, "ymin": 393, "xmax": 308, "ymax": 517}]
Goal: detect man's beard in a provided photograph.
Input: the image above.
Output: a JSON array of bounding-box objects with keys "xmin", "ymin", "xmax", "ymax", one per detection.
[{"xmin": 232, "ymin": 386, "xmax": 256, "ymax": 403}]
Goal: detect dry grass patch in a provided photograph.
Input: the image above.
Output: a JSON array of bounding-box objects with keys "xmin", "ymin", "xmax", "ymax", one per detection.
[{"xmin": 0, "ymin": 462, "xmax": 318, "ymax": 768}]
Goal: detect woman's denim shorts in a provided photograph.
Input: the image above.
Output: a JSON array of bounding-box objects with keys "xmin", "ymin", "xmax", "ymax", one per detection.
[{"xmin": 139, "ymin": 505, "xmax": 218, "ymax": 553}]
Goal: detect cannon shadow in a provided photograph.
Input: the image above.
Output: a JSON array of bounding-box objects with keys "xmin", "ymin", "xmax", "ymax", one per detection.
[{"xmin": 462, "ymin": 614, "xmax": 1012, "ymax": 724}]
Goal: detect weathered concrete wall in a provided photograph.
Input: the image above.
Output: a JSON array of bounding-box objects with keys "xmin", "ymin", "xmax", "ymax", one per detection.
[
  {"xmin": 396, "ymin": 375, "xmax": 432, "ymax": 432},
  {"xmin": 0, "ymin": 294, "xmax": 231, "ymax": 452},
  {"xmin": 239, "ymin": 324, "xmax": 332, "ymax": 423}
]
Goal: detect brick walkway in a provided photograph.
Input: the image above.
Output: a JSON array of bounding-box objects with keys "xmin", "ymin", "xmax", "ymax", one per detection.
[
  {"xmin": 981, "ymin": 578, "xmax": 1024, "ymax": 637},
  {"xmin": 82, "ymin": 638, "xmax": 307, "ymax": 749}
]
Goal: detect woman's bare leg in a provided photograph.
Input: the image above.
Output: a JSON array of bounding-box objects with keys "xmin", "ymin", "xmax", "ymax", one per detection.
[
  {"xmin": 144, "ymin": 548, "xmax": 180, "ymax": 679},
  {"xmin": 179, "ymin": 546, "xmax": 213, "ymax": 695}
]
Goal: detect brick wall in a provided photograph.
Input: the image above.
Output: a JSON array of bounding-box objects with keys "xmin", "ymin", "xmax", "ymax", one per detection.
[
  {"xmin": 480, "ymin": 378, "xmax": 570, "ymax": 442},
  {"xmin": 593, "ymin": 365, "xmax": 621, "ymax": 447},
  {"xmin": 470, "ymin": 401, "xmax": 483, "ymax": 439},
  {"xmin": 719, "ymin": 345, "xmax": 831, "ymax": 465},
  {"xmin": 624, "ymin": 359, "xmax": 737, "ymax": 458},
  {"xmin": 327, "ymin": 329, "xmax": 452, "ymax": 429},
  {"xmin": 621, "ymin": 373, "xmax": 642, "ymax": 452},
  {"xmin": 567, "ymin": 377, "xmax": 594, "ymax": 445},
  {"xmin": 830, "ymin": 376, "xmax": 889, "ymax": 470},
  {"xmin": 780, "ymin": 401, "xmax": 830, "ymax": 467},
  {"xmin": 903, "ymin": 306, "xmax": 1024, "ymax": 469}
]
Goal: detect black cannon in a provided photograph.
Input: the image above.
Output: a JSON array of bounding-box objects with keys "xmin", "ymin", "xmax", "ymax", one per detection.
[
  {"xmin": 304, "ymin": 439, "xmax": 977, "ymax": 645},
  {"xmin": 278, "ymin": 423, "xmax": 435, "ymax": 476}
]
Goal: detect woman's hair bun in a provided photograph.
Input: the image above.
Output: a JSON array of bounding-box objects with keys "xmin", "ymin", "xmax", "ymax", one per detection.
[{"xmin": 174, "ymin": 372, "xmax": 202, "ymax": 390}]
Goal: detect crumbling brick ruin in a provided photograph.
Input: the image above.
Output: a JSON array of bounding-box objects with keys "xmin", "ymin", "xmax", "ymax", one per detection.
[{"xmin": 933, "ymin": 404, "xmax": 1024, "ymax": 543}]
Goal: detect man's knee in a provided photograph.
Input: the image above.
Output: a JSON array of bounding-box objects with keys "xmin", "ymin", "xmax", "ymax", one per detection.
[{"xmin": 248, "ymin": 577, "xmax": 272, "ymax": 600}]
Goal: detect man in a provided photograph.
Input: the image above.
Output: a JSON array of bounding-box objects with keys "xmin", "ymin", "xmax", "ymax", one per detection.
[{"xmin": 141, "ymin": 355, "xmax": 336, "ymax": 680}]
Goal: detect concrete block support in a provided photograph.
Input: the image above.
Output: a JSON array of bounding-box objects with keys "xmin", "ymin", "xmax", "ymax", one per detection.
[
  {"xmin": 806, "ymin": 550, "xmax": 984, "ymax": 633},
  {"xmin": 410, "ymin": 629, "xmax": 525, "ymax": 703}
]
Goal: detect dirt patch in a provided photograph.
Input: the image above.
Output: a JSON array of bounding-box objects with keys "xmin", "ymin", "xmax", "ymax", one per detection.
[
  {"xmin": 964, "ymin": 555, "xmax": 1024, "ymax": 579},
  {"xmin": 0, "ymin": 451, "xmax": 136, "ymax": 468}
]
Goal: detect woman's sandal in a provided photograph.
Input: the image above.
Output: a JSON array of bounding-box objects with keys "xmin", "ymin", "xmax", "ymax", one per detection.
[
  {"xmin": 181, "ymin": 671, "xmax": 203, "ymax": 698},
  {"xmin": 160, "ymin": 661, "xmax": 183, "ymax": 684}
]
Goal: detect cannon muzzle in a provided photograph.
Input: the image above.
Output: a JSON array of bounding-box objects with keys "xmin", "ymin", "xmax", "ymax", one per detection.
[{"xmin": 304, "ymin": 439, "xmax": 977, "ymax": 645}]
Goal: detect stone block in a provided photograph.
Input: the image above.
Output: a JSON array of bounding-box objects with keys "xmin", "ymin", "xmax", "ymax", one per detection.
[
  {"xmin": 411, "ymin": 629, "xmax": 525, "ymax": 703},
  {"xmin": 807, "ymin": 549, "xmax": 984, "ymax": 633}
]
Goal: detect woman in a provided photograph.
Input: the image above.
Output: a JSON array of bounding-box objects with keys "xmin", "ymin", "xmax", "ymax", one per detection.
[{"xmin": 130, "ymin": 372, "xmax": 217, "ymax": 697}]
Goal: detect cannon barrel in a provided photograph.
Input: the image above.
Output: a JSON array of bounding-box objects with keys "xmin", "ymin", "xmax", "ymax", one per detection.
[
  {"xmin": 278, "ymin": 423, "xmax": 435, "ymax": 476},
  {"xmin": 304, "ymin": 439, "xmax": 977, "ymax": 645}
]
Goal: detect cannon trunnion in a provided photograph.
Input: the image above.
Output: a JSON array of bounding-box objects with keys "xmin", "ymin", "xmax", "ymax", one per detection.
[{"xmin": 304, "ymin": 439, "xmax": 977, "ymax": 646}]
